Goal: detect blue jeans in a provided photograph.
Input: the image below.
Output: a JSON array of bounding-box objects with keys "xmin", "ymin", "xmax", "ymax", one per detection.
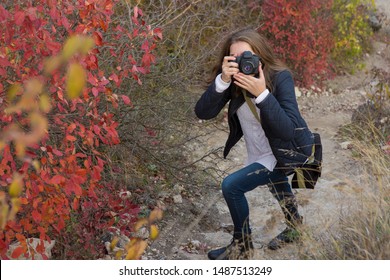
[{"xmin": 221, "ymin": 163, "xmax": 296, "ymax": 236}]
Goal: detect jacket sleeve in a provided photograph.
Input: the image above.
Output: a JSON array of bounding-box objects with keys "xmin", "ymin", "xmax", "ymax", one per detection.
[
  {"xmin": 257, "ymin": 71, "xmax": 302, "ymax": 141},
  {"xmin": 195, "ymin": 81, "xmax": 231, "ymax": 120}
]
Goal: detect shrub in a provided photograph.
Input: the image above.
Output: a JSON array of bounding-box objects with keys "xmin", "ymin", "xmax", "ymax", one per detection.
[
  {"xmin": 260, "ymin": 0, "xmax": 335, "ymax": 88},
  {"xmin": 332, "ymin": 0, "xmax": 375, "ymax": 72},
  {"xmin": 0, "ymin": 0, "xmax": 161, "ymax": 259}
]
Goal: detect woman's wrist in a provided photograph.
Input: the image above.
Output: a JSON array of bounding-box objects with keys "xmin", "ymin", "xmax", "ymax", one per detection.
[
  {"xmin": 221, "ymin": 74, "xmax": 231, "ymax": 83},
  {"xmin": 215, "ymin": 74, "xmax": 231, "ymax": 93},
  {"xmin": 255, "ymin": 89, "xmax": 270, "ymax": 104}
]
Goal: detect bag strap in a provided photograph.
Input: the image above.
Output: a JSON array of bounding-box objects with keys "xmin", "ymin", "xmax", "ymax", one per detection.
[{"xmin": 242, "ymin": 90, "xmax": 261, "ymax": 123}]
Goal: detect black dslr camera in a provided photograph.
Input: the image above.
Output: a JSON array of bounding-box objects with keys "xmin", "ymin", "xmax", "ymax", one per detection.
[{"xmin": 233, "ymin": 51, "xmax": 262, "ymax": 75}]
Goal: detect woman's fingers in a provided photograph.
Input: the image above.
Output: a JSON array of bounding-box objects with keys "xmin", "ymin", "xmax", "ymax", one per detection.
[
  {"xmin": 224, "ymin": 55, "xmax": 237, "ymax": 63},
  {"xmin": 233, "ymin": 74, "xmax": 250, "ymax": 90},
  {"xmin": 222, "ymin": 56, "xmax": 239, "ymax": 82},
  {"xmin": 234, "ymin": 73, "xmax": 266, "ymax": 97},
  {"xmin": 233, "ymin": 73, "xmax": 250, "ymax": 85}
]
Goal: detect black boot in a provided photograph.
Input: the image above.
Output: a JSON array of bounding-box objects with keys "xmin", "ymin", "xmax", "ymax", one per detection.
[
  {"xmin": 208, "ymin": 233, "xmax": 254, "ymax": 260},
  {"xmin": 268, "ymin": 197, "xmax": 303, "ymax": 250},
  {"xmin": 267, "ymin": 217, "xmax": 302, "ymax": 250}
]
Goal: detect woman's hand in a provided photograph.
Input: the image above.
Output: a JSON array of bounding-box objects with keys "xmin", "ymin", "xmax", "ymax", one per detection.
[
  {"xmin": 233, "ymin": 64, "xmax": 266, "ymax": 97},
  {"xmin": 221, "ymin": 56, "xmax": 239, "ymax": 83}
]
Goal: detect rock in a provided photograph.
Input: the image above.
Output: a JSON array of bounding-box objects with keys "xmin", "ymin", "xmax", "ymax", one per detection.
[
  {"xmin": 369, "ymin": 13, "xmax": 382, "ymax": 31},
  {"xmin": 171, "ymin": 246, "xmax": 179, "ymax": 254},
  {"xmin": 119, "ymin": 191, "xmax": 132, "ymax": 199},
  {"xmin": 179, "ymin": 240, "xmax": 205, "ymax": 254},
  {"xmin": 220, "ymin": 223, "xmax": 234, "ymax": 233},
  {"xmin": 173, "ymin": 194, "xmax": 183, "ymax": 204},
  {"xmin": 135, "ymin": 227, "xmax": 150, "ymax": 239},
  {"xmin": 340, "ymin": 141, "xmax": 353, "ymax": 150},
  {"xmin": 295, "ymin": 87, "xmax": 302, "ymax": 97},
  {"xmin": 191, "ymin": 240, "xmax": 202, "ymax": 248},
  {"xmin": 173, "ymin": 184, "xmax": 185, "ymax": 193}
]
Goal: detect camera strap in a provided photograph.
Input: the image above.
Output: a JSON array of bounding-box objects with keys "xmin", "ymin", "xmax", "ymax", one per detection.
[{"xmin": 242, "ymin": 90, "xmax": 261, "ymax": 123}]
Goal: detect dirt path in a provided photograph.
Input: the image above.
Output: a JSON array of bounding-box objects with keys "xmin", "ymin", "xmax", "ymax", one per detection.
[{"xmin": 146, "ymin": 1, "xmax": 390, "ymax": 260}]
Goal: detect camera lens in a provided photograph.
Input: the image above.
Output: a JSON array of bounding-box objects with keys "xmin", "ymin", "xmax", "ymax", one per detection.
[{"xmin": 242, "ymin": 62, "xmax": 254, "ymax": 74}]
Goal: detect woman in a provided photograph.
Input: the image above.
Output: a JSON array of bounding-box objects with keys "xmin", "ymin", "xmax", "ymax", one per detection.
[{"xmin": 195, "ymin": 28, "xmax": 315, "ymax": 260}]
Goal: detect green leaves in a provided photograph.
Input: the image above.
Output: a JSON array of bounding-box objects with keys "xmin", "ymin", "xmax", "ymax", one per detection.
[{"xmin": 332, "ymin": 0, "xmax": 374, "ymax": 71}]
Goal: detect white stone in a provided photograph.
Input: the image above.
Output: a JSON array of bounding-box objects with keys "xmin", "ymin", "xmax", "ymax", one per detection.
[
  {"xmin": 340, "ymin": 141, "xmax": 353, "ymax": 150},
  {"xmin": 173, "ymin": 194, "xmax": 183, "ymax": 204},
  {"xmin": 295, "ymin": 87, "xmax": 302, "ymax": 97},
  {"xmin": 119, "ymin": 191, "xmax": 132, "ymax": 199}
]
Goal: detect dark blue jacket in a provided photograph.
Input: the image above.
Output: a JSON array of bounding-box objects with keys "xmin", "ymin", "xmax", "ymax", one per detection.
[{"xmin": 195, "ymin": 70, "xmax": 314, "ymax": 174}]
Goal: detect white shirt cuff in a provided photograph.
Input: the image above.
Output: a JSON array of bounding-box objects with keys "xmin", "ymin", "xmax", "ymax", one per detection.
[
  {"xmin": 255, "ymin": 89, "xmax": 270, "ymax": 104},
  {"xmin": 215, "ymin": 74, "xmax": 231, "ymax": 93}
]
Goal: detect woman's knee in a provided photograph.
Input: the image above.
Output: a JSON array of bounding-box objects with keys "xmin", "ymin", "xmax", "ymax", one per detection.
[{"xmin": 221, "ymin": 175, "xmax": 238, "ymax": 197}]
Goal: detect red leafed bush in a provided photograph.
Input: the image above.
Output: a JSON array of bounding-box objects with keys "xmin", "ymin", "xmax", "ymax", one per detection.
[
  {"xmin": 260, "ymin": 0, "xmax": 335, "ymax": 88},
  {"xmin": 0, "ymin": 0, "xmax": 161, "ymax": 259}
]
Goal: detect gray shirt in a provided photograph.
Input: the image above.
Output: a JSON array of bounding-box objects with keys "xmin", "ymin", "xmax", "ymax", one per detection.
[{"xmin": 215, "ymin": 74, "xmax": 277, "ymax": 171}]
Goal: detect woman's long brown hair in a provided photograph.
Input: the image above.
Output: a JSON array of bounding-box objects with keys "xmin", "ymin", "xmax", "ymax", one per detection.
[{"xmin": 208, "ymin": 28, "xmax": 290, "ymax": 93}]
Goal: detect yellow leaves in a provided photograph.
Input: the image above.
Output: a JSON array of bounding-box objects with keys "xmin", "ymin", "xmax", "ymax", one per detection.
[
  {"xmin": 62, "ymin": 36, "xmax": 94, "ymax": 99},
  {"xmin": 125, "ymin": 239, "xmax": 148, "ymax": 260},
  {"xmin": 0, "ymin": 173, "xmax": 23, "ymax": 229},
  {"xmin": 9, "ymin": 173, "xmax": 24, "ymax": 198},
  {"xmin": 135, "ymin": 218, "xmax": 148, "ymax": 231},
  {"xmin": 44, "ymin": 35, "xmax": 94, "ymax": 75},
  {"xmin": 149, "ymin": 207, "xmax": 163, "ymax": 221},
  {"xmin": 8, "ymin": 198, "xmax": 21, "ymax": 222},
  {"xmin": 5, "ymin": 79, "xmax": 43, "ymax": 114},
  {"xmin": 62, "ymin": 35, "xmax": 95, "ymax": 60},
  {"xmin": 32, "ymin": 160, "xmax": 41, "ymax": 171},
  {"xmin": 109, "ymin": 207, "xmax": 164, "ymax": 260},
  {"xmin": 2, "ymin": 79, "xmax": 49, "ymax": 158},
  {"xmin": 8, "ymin": 174, "xmax": 24, "ymax": 221},
  {"xmin": 44, "ymin": 35, "xmax": 94, "ymax": 99},
  {"xmin": 6, "ymin": 112, "xmax": 48, "ymax": 158},
  {"xmin": 0, "ymin": 192, "xmax": 9, "ymax": 230},
  {"xmin": 135, "ymin": 208, "xmax": 163, "ymax": 242},
  {"xmin": 115, "ymin": 250, "xmax": 124, "ymax": 260},
  {"xmin": 149, "ymin": 225, "xmax": 159, "ymax": 240},
  {"xmin": 147, "ymin": 208, "xmax": 163, "ymax": 241},
  {"xmin": 1, "ymin": 35, "xmax": 94, "ymax": 158},
  {"xmin": 44, "ymin": 55, "xmax": 62, "ymax": 75},
  {"xmin": 134, "ymin": 208, "xmax": 163, "ymax": 232},
  {"xmin": 39, "ymin": 93, "xmax": 51, "ymax": 113},
  {"xmin": 0, "ymin": 34, "xmax": 96, "ymax": 240},
  {"xmin": 66, "ymin": 63, "xmax": 86, "ymax": 99},
  {"xmin": 110, "ymin": 236, "xmax": 120, "ymax": 252},
  {"xmin": 7, "ymin": 83, "xmax": 22, "ymax": 101}
]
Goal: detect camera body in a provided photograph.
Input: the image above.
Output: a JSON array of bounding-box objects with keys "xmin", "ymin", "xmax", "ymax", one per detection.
[{"xmin": 233, "ymin": 51, "xmax": 262, "ymax": 75}]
